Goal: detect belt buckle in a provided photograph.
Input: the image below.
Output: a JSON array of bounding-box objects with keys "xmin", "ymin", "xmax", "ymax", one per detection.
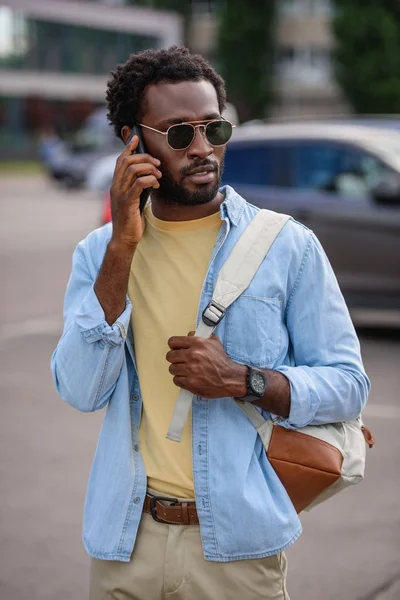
[{"xmin": 149, "ymin": 495, "xmax": 179, "ymax": 523}]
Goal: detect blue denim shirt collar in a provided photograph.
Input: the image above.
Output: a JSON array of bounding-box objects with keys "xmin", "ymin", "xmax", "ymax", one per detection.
[{"xmin": 219, "ymin": 185, "xmax": 246, "ymax": 227}]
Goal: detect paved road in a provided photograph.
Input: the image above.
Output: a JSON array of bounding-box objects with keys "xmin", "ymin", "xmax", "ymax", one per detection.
[{"xmin": 1, "ymin": 176, "xmax": 399, "ymax": 600}]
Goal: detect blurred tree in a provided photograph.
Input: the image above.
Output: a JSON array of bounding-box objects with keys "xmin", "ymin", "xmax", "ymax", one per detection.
[
  {"xmin": 215, "ymin": 0, "xmax": 275, "ymax": 123},
  {"xmin": 333, "ymin": 0, "xmax": 400, "ymax": 113}
]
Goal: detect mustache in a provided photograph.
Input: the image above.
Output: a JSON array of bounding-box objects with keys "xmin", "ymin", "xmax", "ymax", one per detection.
[{"xmin": 180, "ymin": 160, "xmax": 219, "ymax": 178}]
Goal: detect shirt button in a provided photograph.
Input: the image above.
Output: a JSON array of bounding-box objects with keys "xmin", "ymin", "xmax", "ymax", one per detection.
[
  {"xmin": 133, "ymin": 497, "xmax": 141, "ymax": 504},
  {"xmin": 134, "ymin": 444, "xmax": 139, "ymax": 452},
  {"xmin": 132, "ymin": 394, "xmax": 139, "ymax": 401}
]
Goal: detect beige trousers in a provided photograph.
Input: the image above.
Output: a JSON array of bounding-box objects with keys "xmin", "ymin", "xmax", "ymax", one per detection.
[{"xmin": 89, "ymin": 511, "xmax": 290, "ymax": 600}]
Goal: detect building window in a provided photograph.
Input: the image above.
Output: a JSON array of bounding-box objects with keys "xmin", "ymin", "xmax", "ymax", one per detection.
[
  {"xmin": 191, "ymin": 0, "xmax": 223, "ymax": 14},
  {"xmin": 0, "ymin": 8, "xmax": 158, "ymax": 74},
  {"xmin": 275, "ymin": 46, "xmax": 332, "ymax": 83},
  {"xmin": 279, "ymin": 0, "xmax": 333, "ymax": 17}
]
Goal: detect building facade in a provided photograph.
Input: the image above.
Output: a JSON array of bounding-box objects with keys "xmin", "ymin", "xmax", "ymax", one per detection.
[
  {"xmin": 273, "ymin": 0, "xmax": 348, "ymax": 118},
  {"xmin": 189, "ymin": 0, "xmax": 349, "ymax": 120},
  {"xmin": 0, "ymin": 0, "xmax": 182, "ymax": 155},
  {"xmin": 0, "ymin": 0, "xmax": 349, "ymax": 157}
]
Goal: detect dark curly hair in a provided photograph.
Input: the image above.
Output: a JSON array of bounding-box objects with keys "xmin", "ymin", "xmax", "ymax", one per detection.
[{"xmin": 106, "ymin": 45, "xmax": 227, "ymax": 139}]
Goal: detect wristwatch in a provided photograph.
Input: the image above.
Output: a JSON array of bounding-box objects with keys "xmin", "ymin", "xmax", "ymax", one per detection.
[{"xmin": 236, "ymin": 366, "xmax": 267, "ymax": 403}]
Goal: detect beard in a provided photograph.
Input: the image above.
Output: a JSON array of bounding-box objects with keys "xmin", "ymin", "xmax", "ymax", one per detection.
[{"xmin": 154, "ymin": 156, "xmax": 225, "ymax": 207}]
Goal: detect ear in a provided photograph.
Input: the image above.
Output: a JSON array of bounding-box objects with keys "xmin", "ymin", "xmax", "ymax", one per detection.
[{"xmin": 121, "ymin": 125, "xmax": 132, "ymax": 145}]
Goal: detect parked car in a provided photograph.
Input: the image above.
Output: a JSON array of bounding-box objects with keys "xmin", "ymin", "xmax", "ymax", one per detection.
[
  {"xmin": 222, "ymin": 123, "xmax": 400, "ymax": 323},
  {"xmin": 100, "ymin": 122, "xmax": 400, "ymax": 324},
  {"xmin": 43, "ymin": 108, "xmax": 123, "ymax": 189},
  {"xmin": 87, "ymin": 151, "xmax": 119, "ymax": 193},
  {"xmin": 241, "ymin": 115, "xmax": 400, "ymax": 132}
]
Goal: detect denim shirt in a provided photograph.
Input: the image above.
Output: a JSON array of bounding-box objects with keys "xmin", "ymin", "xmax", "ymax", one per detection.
[{"xmin": 51, "ymin": 186, "xmax": 370, "ymax": 562}]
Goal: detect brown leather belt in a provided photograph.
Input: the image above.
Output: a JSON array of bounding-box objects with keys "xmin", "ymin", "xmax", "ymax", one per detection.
[{"xmin": 143, "ymin": 493, "xmax": 199, "ymax": 525}]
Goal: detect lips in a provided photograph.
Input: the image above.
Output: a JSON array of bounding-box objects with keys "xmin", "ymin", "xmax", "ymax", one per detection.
[
  {"xmin": 185, "ymin": 170, "xmax": 216, "ymax": 184},
  {"xmin": 185, "ymin": 166, "xmax": 216, "ymax": 177},
  {"xmin": 184, "ymin": 165, "xmax": 217, "ymax": 185}
]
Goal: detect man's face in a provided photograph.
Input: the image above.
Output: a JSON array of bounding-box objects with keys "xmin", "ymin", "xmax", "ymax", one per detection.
[{"xmin": 135, "ymin": 80, "xmax": 226, "ymax": 207}]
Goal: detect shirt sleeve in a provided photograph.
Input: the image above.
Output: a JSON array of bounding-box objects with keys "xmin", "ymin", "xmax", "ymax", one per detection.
[
  {"xmin": 272, "ymin": 232, "xmax": 370, "ymax": 428},
  {"xmin": 51, "ymin": 242, "xmax": 132, "ymax": 412}
]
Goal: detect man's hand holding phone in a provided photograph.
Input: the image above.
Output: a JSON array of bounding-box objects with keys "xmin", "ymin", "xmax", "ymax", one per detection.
[
  {"xmin": 94, "ymin": 134, "xmax": 161, "ymax": 325},
  {"xmin": 110, "ymin": 134, "xmax": 162, "ymax": 249}
]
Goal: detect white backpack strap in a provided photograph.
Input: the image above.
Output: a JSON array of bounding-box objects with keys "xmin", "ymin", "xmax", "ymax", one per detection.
[
  {"xmin": 166, "ymin": 210, "xmax": 291, "ymax": 442},
  {"xmin": 234, "ymin": 401, "xmax": 274, "ymax": 450}
]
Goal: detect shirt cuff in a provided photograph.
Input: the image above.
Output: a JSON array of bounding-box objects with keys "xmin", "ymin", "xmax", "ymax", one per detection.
[
  {"xmin": 271, "ymin": 366, "xmax": 321, "ymax": 429},
  {"xmin": 74, "ymin": 284, "xmax": 132, "ymax": 345}
]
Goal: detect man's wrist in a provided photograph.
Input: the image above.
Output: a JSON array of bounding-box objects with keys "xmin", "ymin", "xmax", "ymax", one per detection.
[
  {"xmin": 228, "ymin": 363, "xmax": 248, "ymax": 398},
  {"xmin": 108, "ymin": 237, "xmax": 138, "ymax": 259}
]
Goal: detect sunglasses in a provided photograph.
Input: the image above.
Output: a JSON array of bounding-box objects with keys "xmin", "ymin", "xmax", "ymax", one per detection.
[{"xmin": 137, "ymin": 119, "xmax": 235, "ymax": 151}]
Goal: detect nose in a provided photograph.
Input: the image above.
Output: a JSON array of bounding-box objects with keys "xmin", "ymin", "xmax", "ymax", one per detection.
[{"xmin": 187, "ymin": 125, "xmax": 213, "ymax": 159}]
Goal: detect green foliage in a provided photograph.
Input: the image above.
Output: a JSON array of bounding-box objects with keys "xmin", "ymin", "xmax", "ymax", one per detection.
[
  {"xmin": 332, "ymin": 1, "xmax": 400, "ymax": 113},
  {"xmin": 216, "ymin": 0, "xmax": 275, "ymax": 122}
]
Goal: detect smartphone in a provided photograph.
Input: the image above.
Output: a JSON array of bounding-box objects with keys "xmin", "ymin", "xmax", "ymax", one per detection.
[{"xmin": 126, "ymin": 125, "xmax": 152, "ymax": 214}]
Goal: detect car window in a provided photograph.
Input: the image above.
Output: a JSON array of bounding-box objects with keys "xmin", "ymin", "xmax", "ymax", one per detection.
[
  {"xmin": 290, "ymin": 142, "xmax": 343, "ymax": 190},
  {"xmin": 335, "ymin": 148, "xmax": 395, "ymax": 197},
  {"xmin": 223, "ymin": 143, "xmax": 288, "ymax": 186},
  {"xmin": 290, "ymin": 141, "xmax": 395, "ymax": 197}
]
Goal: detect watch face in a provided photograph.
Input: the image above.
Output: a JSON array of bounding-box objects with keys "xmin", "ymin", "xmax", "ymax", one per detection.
[{"xmin": 251, "ymin": 371, "xmax": 266, "ymax": 395}]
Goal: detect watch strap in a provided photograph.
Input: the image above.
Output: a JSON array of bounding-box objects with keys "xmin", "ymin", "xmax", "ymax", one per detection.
[{"xmin": 235, "ymin": 366, "xmax": 266, "ymax": 402}]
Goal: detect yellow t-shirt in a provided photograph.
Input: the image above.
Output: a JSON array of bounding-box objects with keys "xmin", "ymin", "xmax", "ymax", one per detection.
[{"xmin": 128, "ymin": 204, "xmax": 222, "ymax": 498}]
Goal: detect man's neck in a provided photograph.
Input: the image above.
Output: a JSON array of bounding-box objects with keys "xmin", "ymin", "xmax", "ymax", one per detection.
[{"xmin": 150, "ymin": 192, "xmax": 224, "ymax": 222}]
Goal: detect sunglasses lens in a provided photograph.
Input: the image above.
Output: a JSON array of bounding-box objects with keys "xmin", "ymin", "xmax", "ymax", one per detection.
[
  {"xmin": 206, "ymin": 120, "xmax": 233, "ymax": 146},
  {"xmin": 167, "ymin": 124, "xmax": 195, "ymax": 149}
]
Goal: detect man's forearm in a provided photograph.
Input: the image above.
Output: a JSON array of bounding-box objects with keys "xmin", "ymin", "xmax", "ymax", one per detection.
[
  {"xmin": 94, "ymin": 240, "xmax": 136, "ymax": 325},
  {"xmin": 229, "ymin": 363, "xmax": 291, "ymax": 419}
]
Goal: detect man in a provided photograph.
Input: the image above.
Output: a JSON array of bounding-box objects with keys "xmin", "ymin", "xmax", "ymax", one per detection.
[{"xmin": 51, "ymin": 46, "xmax": 370, "ymax": 600}]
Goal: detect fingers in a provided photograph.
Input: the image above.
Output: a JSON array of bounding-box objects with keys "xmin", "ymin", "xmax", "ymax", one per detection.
[
  {"xmin": 115, "ymin": 153, "xmax": 161, "ymax": 186},
  {"xmin": 168, "ymin": 363, "xmax": 187, "ymax": 376},
  {"xmin": 167, "ymin": 333, "xmax": 221, "ymax": 350},
  {"xmin": 115, "ymin": 171, "xmax": 160, "ymax": 202},
  {"xmin": 122, "ymin": 134, "xmax": 139, "ymax": 155},
  {"xmin": 210, "ymin": 333, "xmax": 222, "ymax": 344},
  {"xmin": 167, "ymin": 335, "xmax": 195, "ymax": 350},
  {"xmin": 120, "ymin": 162, "xmax": 162, "ymax": 193},
  {"xmin": 131, "ymin": 174, "xmax": 160, "ymax": 196},
  {"xmin": 111, "ymin": 166, "xmax": 161, "ymax": 208},
  {"xmin": 115, "ymin": 133, "xmax": 160, "ymax": 177},
  {"xmin": 166, "ymin": 349, "xmax": 187, "ymax": 364},
  {"xmin": 172, "ymin": 376, "xmax": 188, "ymax": 389}
]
